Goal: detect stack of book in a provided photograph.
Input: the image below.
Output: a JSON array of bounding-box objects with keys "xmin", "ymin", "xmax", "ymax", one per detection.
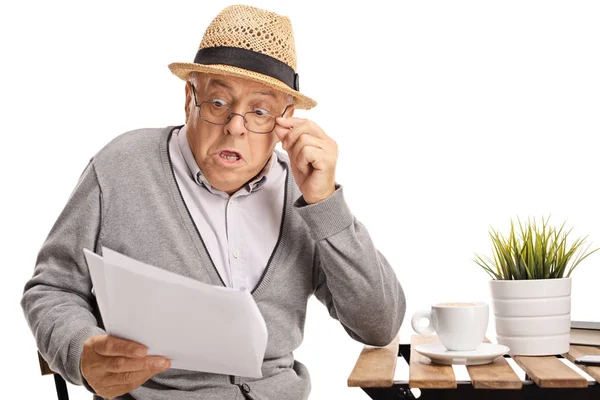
[{"xmin": 571, "ymin": 321, "xmax": 600, "ymax": 346}]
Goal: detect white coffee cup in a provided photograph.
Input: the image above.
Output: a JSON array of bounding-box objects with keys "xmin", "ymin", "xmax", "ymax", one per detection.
[{"xmin": 411, "ymin": 302, "xmax": 489, "ymax": 351}]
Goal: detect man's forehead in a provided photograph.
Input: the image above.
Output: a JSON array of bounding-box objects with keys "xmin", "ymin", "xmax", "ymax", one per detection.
[{"xmin": 196, "ymin": 73, "xmax": 282, "ymax": 98}]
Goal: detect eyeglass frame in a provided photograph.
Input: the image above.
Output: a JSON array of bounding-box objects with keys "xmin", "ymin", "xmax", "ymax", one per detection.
[{"xmin": 188, "ymin": 82, "xmax": 291, "ymax": 134}]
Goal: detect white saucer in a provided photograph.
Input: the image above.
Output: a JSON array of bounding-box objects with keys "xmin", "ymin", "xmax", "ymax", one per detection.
[{"xmin": 413, "ymin": 343, "xmax": 510, "ymax": 366}]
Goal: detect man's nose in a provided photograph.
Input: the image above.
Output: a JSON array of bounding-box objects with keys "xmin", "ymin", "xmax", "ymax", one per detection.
[{"xmin": 224, "ymin": 112, "xmax": 248, "ymax": 136}]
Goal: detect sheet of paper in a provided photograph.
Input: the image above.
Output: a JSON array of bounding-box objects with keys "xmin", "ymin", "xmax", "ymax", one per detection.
[
  {"xmin": 83, "ymin": 249, "xmax": 113, "ymax": 333},
  {"xmin": 83, "ymin": 247, "xmax": 268, "ymax": 378}
]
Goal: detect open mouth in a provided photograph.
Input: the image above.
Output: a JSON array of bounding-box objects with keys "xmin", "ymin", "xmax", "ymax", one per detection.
[{"xmin": 219, "ymin": 150, "xmax": 241, "ymax": 162}]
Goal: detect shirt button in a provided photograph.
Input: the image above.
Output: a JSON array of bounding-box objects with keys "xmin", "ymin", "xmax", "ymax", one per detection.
[
  {"xmin": 233, "ymin": 250, "xmax": 240, "ymax": 259},
  {"xmin": 241, "ymin": 383, "xmax": 251, "ymax": 393}
]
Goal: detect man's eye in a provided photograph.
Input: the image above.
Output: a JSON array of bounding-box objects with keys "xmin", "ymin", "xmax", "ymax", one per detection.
[
  {"xmin": 254, "ymin": 108, "xmax": 269, "ymax": 116},
  {"xmin": 212, "ymin": 99, "xmax": 227, "ymax": 107}
]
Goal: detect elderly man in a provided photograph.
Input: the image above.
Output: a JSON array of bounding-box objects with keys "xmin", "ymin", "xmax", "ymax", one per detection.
[{"xmin": 22, "ymin": 5, "xmax": 405, "ymax": 400}]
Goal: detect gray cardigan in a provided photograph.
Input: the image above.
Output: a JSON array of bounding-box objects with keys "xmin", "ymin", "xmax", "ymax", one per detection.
[{"xmin": 21, "ymin": 126, "xmax": 406, "ymax": 400}]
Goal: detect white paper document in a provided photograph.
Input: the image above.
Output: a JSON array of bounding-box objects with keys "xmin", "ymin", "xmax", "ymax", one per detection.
[{"xmin": 83, "ymin": 247, "xmax": 268, "ymax": 378}]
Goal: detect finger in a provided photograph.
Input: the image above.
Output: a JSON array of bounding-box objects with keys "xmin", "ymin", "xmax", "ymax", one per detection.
[
  {"xmin": 279, "ymin": 124, "xmax": 307, "ymax": 151},
  {"xmin": 277, "ymin": 122, "xmax": 311, "ymax": 151},
  {"xmin": 284, "ymin": 118, "xmax": 327, "ymax": 140},
  {"xmin": 106, "ymin": 355, "xmax": 171, "ymax": 373},
  {"xmin": 273, "ymin": 124, "xmax": 291, "ymax": 142},
  {"xmin": 297, "ymin": 146, "xmax": 328, "ymax": 173},
  {"xmin": 275, "ymin": 116, "xmax": 306, "ymax": 129},
  {"xmin": 273, "ymin": 118, "xmax": 312, "ymax": 142},
  {"xmin": 92, "ymin": 335, "xmax": 147, "ymax": 358},
  {"xmin": 101, "ymin": 367, "xmax": 165, "ymax": 387},
  {"xmin": 282, "ymin": 122, "xmax": 329, "ymax": 150},
  {"xmin": 289, "ymin": 134, "xmax": 325, "ymax": 167}
]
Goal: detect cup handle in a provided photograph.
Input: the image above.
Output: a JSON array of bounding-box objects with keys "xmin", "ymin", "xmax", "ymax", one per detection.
[{"xmin": 411, "ymin": 309, "xmax": 435, "ymax": 336}]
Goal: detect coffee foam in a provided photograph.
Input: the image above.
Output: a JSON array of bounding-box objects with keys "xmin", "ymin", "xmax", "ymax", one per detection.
[{"xmin": 435, "ymin": 302, "xmax": 477, "ymax": 307}]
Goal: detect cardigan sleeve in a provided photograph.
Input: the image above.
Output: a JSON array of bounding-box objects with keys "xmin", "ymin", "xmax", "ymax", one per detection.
[
  {"xmin": 294, "ymin": 185, "xmax": 406, "ymax": 346},
  {"xmin": 21, "ymin": 159, "xmax": 106, "ymax": 386}
]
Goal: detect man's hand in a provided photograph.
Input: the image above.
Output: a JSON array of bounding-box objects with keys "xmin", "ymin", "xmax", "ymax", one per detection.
[
  {"xmin": 274, "ymin": 117, "xmax": 338, "ymax": 204},
  {"xmin": 80, "ymin": 335, "xmax": 171, "ymax": 399}
]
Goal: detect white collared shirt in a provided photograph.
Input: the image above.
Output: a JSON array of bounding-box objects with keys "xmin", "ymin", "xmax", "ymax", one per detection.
[{"xmin": 168, "ymin": 125, "xmax": 285, "ymax": 290}]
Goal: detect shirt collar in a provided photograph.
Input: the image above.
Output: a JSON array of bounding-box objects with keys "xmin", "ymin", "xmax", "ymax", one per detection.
[{"xmin": 177, "ymin": 125, "xmax": 276, "ymax": 196}]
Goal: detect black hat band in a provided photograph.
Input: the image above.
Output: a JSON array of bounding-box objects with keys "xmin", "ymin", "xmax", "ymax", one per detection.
[{"xmin": 194, "ymin": 46, "xmax": 300, "ymax": 91}]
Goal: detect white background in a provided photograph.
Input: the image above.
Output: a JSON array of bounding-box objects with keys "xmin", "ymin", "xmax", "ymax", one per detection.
[{"xmin": 1, "ymin": 1, "xmax": 600, "ymax": 399}]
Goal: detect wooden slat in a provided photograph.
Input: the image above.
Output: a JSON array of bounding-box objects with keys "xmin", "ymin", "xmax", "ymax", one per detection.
[
  {"xmin": 564, "ymin": 344, "xmax": 600, "ymax": 383},
  {"xmin": 465, "ymin": 337, "xmax": 521, "ymax": 389},
  {"xmin": 514, "ymin": 355, "xmax": 588, "ymax": 388},
  {"xmin": 467, "ymin": 356, "xmax": 523, "ymax": 389},
  {"xmin": 347, "ymin": 335, "xmax": 399, "ymax": 387},
  {"xmin": 409, "ymin": 335, "xmax": 456, "ymax": 389},
  {"xmin": 37, "ymin": 351, "xmax": 55, "ymax": 376}
]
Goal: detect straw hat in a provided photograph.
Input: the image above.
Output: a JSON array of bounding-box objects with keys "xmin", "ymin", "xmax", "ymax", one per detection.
[{"xmin": 168, "ymin": 4, "xmax": 316, "ymax": 110}]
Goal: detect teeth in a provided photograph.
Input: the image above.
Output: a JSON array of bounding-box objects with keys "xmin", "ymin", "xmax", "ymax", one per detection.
[{"xmin": 220, "ymin": 153, "xmax": 239, "ymax": 161}]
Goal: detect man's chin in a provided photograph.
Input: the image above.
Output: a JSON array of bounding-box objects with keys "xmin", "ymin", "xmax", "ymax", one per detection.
[{"xmin": 205, "ymin": 174, "xmax": 248, "ymax": 194}]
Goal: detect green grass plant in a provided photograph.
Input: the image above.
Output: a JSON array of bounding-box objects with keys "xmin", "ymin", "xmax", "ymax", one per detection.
[{"xmin": 474, "ymin": 217, "xmax": 599, "ymax": 280}]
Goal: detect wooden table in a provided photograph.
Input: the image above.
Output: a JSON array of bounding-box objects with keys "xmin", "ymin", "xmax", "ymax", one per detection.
[{"xmin": 348, "ymin": 335, "xmax": 600, "ymax": 399}]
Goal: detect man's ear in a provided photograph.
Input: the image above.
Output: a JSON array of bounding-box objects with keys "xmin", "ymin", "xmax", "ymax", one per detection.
[
  {"xmin": 184, "ymin": 83, "xmax": 192, "ymax": 123},
  {"xmin": 285, "ymin": 105, "xmax": 295, "ymax": 118}
]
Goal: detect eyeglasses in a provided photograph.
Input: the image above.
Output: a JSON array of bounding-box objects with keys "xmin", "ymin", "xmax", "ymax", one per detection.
[{"xmin": 189, "ymin": 83, "xmax": 290, "ymax": 134}]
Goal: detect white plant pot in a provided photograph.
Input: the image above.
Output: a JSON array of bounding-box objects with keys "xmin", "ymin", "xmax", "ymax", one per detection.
[{"xmin": 490, "ymin": 277, "xmax": 571, "ymax": 356}]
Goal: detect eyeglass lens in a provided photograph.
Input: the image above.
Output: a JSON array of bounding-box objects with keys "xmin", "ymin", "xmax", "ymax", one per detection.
[{"xmin": 200, "ymin": 102, "xmax": 276, "ymax": 133}]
